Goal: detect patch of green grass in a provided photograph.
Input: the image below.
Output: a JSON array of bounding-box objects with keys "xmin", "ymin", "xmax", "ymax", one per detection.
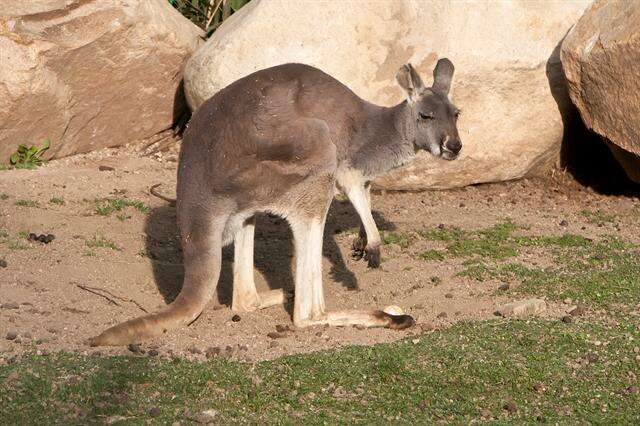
[
  {"xmin": 419, "ymin": 249, "xmax": 445, "ymax": 261},
  {"xmin": 86, "ymin": 235, "xmax": 121, "ymax": 251},
  {"xmin": 8, "ymin": 240, "xmax": 29, "ymax": 250},
  {"xmin": 1, "ymin": 320, "xmax": 638, "ymax": 424},
  {"xmin": 49, "ymin": 197, "xmax": 65, "ymax": 205},
  {"xmin": 0, "ymin": 193, "xmax": 8, "ymax": 200},
  {"xmin": 17, "ymin": 230, "xmax": 29, "ymax": 239},
  {"xmin": 382, "ymin": 232, "xmax": 413, "ymax": 249},
  {"xmin": 0, "ymin": 164, "xmax": 8, "ymax": 171},
  {"xmin": 15, "ymin": 199, "xmax": 39, "ymax": 208},
  {"xmin": 581, "ymin": 209, "xmax": 617, "ymax": 224},
  {"xmin": 458, "ymin": 233, "xmax": 639, "ymax": 309},
  {"xmin": 83, "ymin": 249, "xmax": 98, "ymax": 257},
  {"xmin": 0, "ymin": 229, "xmax": 9, "ymax": 239},
  {"xmin": 95, "ymin": 198, "xmax": 150, "ymax": 216}
]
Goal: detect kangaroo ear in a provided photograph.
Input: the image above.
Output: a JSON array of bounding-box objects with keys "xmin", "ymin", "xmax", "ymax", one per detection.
[
  {"xmin": 432, "ymin": 58, "xmax": 454, "ymax": 95},
  {"xmin": 396, "ymin": 63, "xmax": 425, "ymax": 103}
]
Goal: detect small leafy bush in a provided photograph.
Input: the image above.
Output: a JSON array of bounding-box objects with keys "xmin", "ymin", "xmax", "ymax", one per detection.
[{"xmin": 10, "ymin": 139, "xmax": 50, "ymax": 169}]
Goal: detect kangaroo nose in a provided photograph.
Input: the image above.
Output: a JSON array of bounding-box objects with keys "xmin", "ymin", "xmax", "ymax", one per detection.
[{"xmin": 446, "ymin": 138, "xmax": 462, "ymax": 154}]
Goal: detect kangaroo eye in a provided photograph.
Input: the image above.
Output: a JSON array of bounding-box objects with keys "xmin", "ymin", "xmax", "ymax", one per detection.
[
  {"xmin": 455, "ymin": 110, "xmax": 461, "ymax": 119},
  {"xmin": 419, "ymin": 112, "xmax": 434, "ymax": 120}
]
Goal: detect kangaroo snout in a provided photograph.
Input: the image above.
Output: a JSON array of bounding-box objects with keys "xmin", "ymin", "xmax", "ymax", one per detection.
[{"xmin": 446, "ymin": 138, "xmax": 462, "ymax": 155}]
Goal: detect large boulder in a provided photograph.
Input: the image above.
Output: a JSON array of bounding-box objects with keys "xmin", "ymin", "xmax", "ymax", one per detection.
[
  {"xmin": 0, "ymin": 0, "xmax": 202, "ymax": 161},
  {"xmin": 561, "ymin": 0, "xmax": 640, "ymax": 183},
  {"xmin": 184, "ymin": 0, "xmax": 590, "ymax": 190}
]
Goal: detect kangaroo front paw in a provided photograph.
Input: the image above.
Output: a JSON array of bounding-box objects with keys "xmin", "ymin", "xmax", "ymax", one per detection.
[{"xmin": 364, "ymin": 246, "xmax": 380, "ymax": 268}]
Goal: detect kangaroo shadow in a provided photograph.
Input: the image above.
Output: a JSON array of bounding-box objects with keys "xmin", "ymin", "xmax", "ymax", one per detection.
[{"xmin": 144, "ymin": 198, "xmax": 396, "ymax": 314}]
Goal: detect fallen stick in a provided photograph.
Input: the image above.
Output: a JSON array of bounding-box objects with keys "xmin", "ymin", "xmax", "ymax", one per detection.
[{"xmin": 76, "ymin": 284, "xmax": 148, "ymax": 313}]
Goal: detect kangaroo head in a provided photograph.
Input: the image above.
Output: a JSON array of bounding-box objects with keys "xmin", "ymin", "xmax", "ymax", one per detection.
[{"xmin": 396, "ymin": 59, "xmax": 462, "ymax": 160}]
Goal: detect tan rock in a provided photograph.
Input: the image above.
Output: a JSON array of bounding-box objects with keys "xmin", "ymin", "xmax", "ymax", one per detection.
[
  {"xmin": 0, "ymin": 0, "xmax": 203, "ymax": 161},
  {"xmin": 184, "ymin": 0, "xmax": 590, "ymax": 189},
  {"xmin": 495, "ymin": 299, "xmax": 546, "ymax": 318},
  {"xmin": 561, "ymin": 1, "xmax": 640, "ymax": 182}
]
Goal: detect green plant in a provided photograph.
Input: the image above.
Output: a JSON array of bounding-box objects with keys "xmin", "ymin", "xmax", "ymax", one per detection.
[
  {"xmin": 0, "ymin": 229, "xmax": 8, "ymax": 239},
  {"xmin": 95, "ymin": 198, "xmax": 149, "ymax": 216},
  {"xmin": 0, "ymin": 193, "xmax": 8, "ymax": 200},
  {"xmin": 15, "ymin": 200, "xmax": 39, "ymax": 208},
  {"xmin": 8, "ymin": 240, "xmax": 29, "ymax": 250},
  {"xmin": 169, "ymin": 0, "xmax": 250, "ymax": 35},
  {"xmin": 49, "ymin": 197, "xmax": 65, "ymax": 205},
  {"xmin": 86, "ymin": 235, "xmax": 121, "ymax": 251},
  {"xmin": 9, "ymin": 139, "xmax": 50, "ymax": 169},
  {"xmin": 420, "ymin": 249, "xmax": 445, "ymax": 261},
  {"xmin": 382, "ymin": 232, "xmax": 413, "ymax": 249}
]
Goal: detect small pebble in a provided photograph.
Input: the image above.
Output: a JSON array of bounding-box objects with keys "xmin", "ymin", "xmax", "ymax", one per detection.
[
  {"xmin": 6, "ymin": 331, "xmax": 18, "ymax": 340},
  {"xmin": 436, "ymin": 312, "xmax": 447, "ymax": 319},
  {"xmin": 498, "ymin": 283, "xmax": 510, "ymax": 291},
  {"xmin": 148, "ymin": 349, "xmax": 159, "ymax": 357},
  {"xmin": 267, "ymin": 331, "xmax": 285, "ymax": 339},
  {"xmin": 585, "ymin": 352, "xmax": 599, "ymax": 363},
  {"xmin": 128, "ymin": 343, "xmax": 141, "ymax": 354},
  {"xmin": 561, "ymin": 315, "xmax": 573, "ymax": 324},
  {"xmin": 28, "ymin": 233, "xmax": 38, "ymax": 241},
  {"xmin": 0, "ymin": 260, "xmax": 6, "ymax": 268},
  {"xmin": 98, "ymin": 165, "xmax": 115, "ymax": 171},
  {"xmin": 148, "ymin": 407, "xmax": 161, "ymax": 417},
  {"xmin": 559, "ymin": 219, "xmax": 568, "ymax": 227},
  {"xmin": 188, "ymin": 346, "xmax": 202, "ymax": 355},
  {"xmin": 430, "ymin": 276, "xmax": 441, "ymax": 285},
  {"xmin": 269, "ymin": 341, "xmax": 279, "ymax": 348},
  {"xmin": 437, "ymin": 224, "xmax": 445, "ymax": 229},
  {"xmin": 627, "ymin": 385, "xmax": 639, "ymax": 394},
  {"xmin": 231, "ymin": 314, "xmax": 241, "ymax": 322},
  {"xmin": 444, "ymin": 293, "xmax": 453, "ymax": 299},
  {"xmin": 533, "ymin": 382, "xmax": 544, "ymax": 392},
  {"xmin": 503, "ymin": 401, "xmax": 517, "ymax": 414},
  {"xmin": 569, "ymin": 305, "xmax": 585, "ymax": 316}
]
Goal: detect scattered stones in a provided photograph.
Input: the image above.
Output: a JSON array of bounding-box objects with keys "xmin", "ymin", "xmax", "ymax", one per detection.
[
  {"xmin": 6, "ymin": 331, "xmax": 18, "ymax": 341},
  {"xmin": 498, "ymin": 283, "xmax": 510, "ymax": 291},
  {"xmin": 430, "ymin": 276, "xmax": 441, "ymax": 285},
  {"xmin": 561, "ymin": 315, "xmax": 573, "ymax": 324},
  {"xmin": 267, "ymin": 331, "xmax": 286, "ymax": 339},
  {"xmin": 98, "ymin": 165, "xmax": 115, "ymax": 172},
  {"xmin": 127, "ymin": 343, "xmax": 141, "ymax": 354},
  {"xmin": 148, "ymin": 407, "xmax": 161, "ymax": 417},
  {"xmin": 436, "ymin": 312, "xmax": 448, "ymax": 319},
  {"xmin": 1, "ymin": 302, "xmax": 19, "ymax": 310},
  {"xmin": 559, "ymin": 219, "xmax": 568, "ymax": 227},
  {"xmin": 495, "ymin": 299, "xmax": 546, "ymax": 318},
  {"xmin": 0, "ymin": 260, "xmax": 7, "ymax": 268},
  {"xmin": 231, "ymin": 314, "xmax": 241, "ymax": 322},
  {"xmin": 444, "ymin": 293, "xmax": 453, "ymax": 299},
  {"xmin": 148, "ymin": 349, "xmax": 159, "ymax": 357}
]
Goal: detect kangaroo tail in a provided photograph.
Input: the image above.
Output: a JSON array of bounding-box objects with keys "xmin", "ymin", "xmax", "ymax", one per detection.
[{"xmin": 89, "ymin": 212, "xmax": 225, "ymax": 346}]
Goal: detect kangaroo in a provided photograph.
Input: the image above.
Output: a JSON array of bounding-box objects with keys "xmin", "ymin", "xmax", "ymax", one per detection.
[{"xmin": 89, "ymin": 59, "xmax": 462, "ymax": 346}]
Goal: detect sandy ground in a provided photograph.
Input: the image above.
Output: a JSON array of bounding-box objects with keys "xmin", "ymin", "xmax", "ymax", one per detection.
[{"xmin": 1, "ymin": 143, "xmax": 638, "ymax": 362}]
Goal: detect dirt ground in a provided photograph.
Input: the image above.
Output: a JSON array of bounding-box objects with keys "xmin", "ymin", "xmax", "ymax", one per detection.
[{"xmin": 1, "ymin": 143, "xmax": 638, "ymax": 362}]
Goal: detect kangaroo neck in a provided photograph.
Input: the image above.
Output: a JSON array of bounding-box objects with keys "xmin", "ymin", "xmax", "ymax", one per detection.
[{"xmin": 348, "ymin": 100, "xmax": 416, "ymax": 179}]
